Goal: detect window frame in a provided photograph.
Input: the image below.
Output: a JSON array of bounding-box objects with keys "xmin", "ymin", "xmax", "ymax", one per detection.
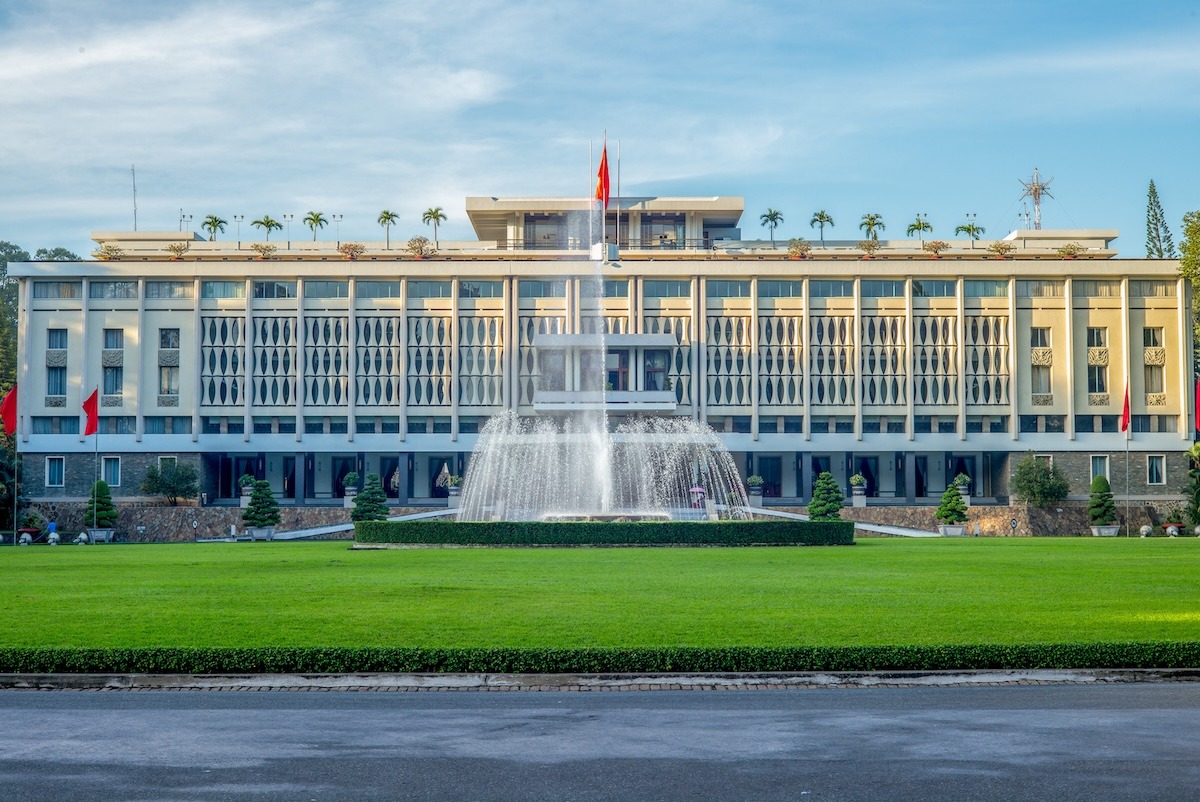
[
  {"xmin": 1090, "ymin": 455, "xmax": 1109, "ymax": 482},
  {"xmin": 45, "ymin": 456, "xmax": 65, "ymax": 487},
  {"xmin": 101, "ymin": 456, "xmax": 121, "ymax": 487},
  {"xmin": 1146, "ymin": 454, "xmax": 1166, "ymax": 486}
]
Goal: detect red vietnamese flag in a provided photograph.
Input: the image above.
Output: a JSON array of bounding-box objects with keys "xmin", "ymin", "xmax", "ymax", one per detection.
[
  {"xmin": 83, "ymin": 388, "xmax": 99, "ymax": 436},
  {"xmin": 595, "ymin": 144, "xmax": 610, "ymax": 210},
  {"xmin": 1, "ymin": 385, "xmax": 16, "ymax": 436},
  {"xmin": 1120, "ymin": 383, "xmax": 1131, "ymax": 433}
]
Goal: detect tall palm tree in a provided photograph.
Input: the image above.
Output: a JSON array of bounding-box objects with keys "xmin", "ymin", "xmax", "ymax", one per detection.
[
  {"xmin": 202, "ymin": 215, "xmax": 227, "ymax": 242},
  {"xmin": 251, "ymin": 215, "xmax": 282, "ymax": 241},
  {"xmin": 303, "ymin": 211, "xmax": 328, "ymax": 240},
  {"xmin": 859, "ymin": 213, "xmax": 885, "ymax": 241},
  {"xmin": 422, "ymin": 207, "xmax": 447, "ymax": 248},
  {"xmin": 955, "ymin": 221, "xmax": 986, "ymax": 249},
  {"xmin": 906, "ymin": 215, "xmax": 932, "ymax": 243},
  {"xmin": 760, "ymin": 208, "xmax": 784, "ymax": 248},
  {"xmin": 809, "ymin": 210, "xmax": 834, "ymax": 247},
  {"xmin": 378, "ymin": 210, "xmax": 399, "ymax": 249}
]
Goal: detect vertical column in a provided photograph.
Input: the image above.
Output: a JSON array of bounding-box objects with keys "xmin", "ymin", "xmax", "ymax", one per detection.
[
  {"xmin": 905, "ymin": 278, "xmax": 915, "ymax": 442},
  {"xmin": 802, "ymin": 278, "xmax": 810, "ymax": 442},
  {"xmin": 347, "ymin": 279, "xmax": 357, "ymax": 442},
  {"xmin": 294, "ymin": 451, "xmax": 307, "ymax": 502},
  {"xmin": 135, "ymin": 278, "xmax": 146, "ymax": 442},
  {"xmin": 905, "ymin": 452, "xmax": 917, "ymax": 503},
  {"xmin": 295, "ymin": 278, "xmax": 306, "ymax": 444},
  {"xmin": 16, "ymin": 277, "xmax": 29, "ymax": 441},
  {"xmin": 450, "ymin": 277, "xmax": 459, "ymax": 441},
  {"xmin": 750, "ymin": 276, "xmax": 759, "ymax": 442},
  {"xmin": 395, "ymin": 452, "xmax": 411, "ymax": 504},
  {"xmin": 1175, "ymin": 277, "xmax": 1189, "ymax": 440},
  {"xmin": 79, "ymin": 278, "xmax": 91, "ymax": 443},
  {"xmin": 853, "ymin": 277, "xmax": 862, "ymax": 440},
  {"xmin": 696, "ymin": 276, "xmax": 707, "ymax": 424},
  {"xmin": 398, "ymin": 277, "xmax": 408, "ymax": 441},
  {"xmin": 1063, "ymin": 277, "xmax": 1075, "ymax": 439},
  {"xmin": 799, "ymin": 452, "xmax": 812, "ymax": 503},
  {"xmin": 191, "ymin": 278, "xmax": 202, "ymax": 443},
  {"xmin": 1122, "ymin": 276, "xmax": 1133, "ymax": 445},
  {"xmin": 242, "ymin": 278, "xmax": 253, "ymax": 443},
  {"xmin": 956, "ymin": 276, "xmax": 966, "ymax": 441},
  {"xmin": 687, "ymin": 275, "xmax": 698, "ymax": 420},
  {"xmin": 1007, "ymin": 278, "xmax": 1018, "ymax": 441},
  {"xmin": 502, "ymin": 276, "xmax": 514, "ymax": 411}
]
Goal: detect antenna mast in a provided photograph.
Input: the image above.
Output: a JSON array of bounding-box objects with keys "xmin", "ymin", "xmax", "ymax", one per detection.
[
  {"xmin": 1018, "ymin": 167, "xmax": 1053, "ymax": 230},
  {"xmin": 131, "ymin": 165, "xmax": 138, "ymax": 231}
]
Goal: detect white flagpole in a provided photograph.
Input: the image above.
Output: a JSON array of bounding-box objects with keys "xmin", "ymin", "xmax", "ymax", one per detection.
[
  {"xmin": 616, "ymin": 138, "xmax": 621, "ymax": 250},
  {"xmin": 588, "ymin": 139, "xmax": 593, "ymax": 250}
]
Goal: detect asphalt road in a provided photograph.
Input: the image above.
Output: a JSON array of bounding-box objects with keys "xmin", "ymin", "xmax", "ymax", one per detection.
[{"xmin": 3, "ymin": 684, "xmax": 1199, "ymax": 801}]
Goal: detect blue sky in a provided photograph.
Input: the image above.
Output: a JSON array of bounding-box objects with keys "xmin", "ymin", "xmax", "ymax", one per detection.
[{"xmin": 1, "ymin": 0, "xmax": 1197, "ymax": 257}]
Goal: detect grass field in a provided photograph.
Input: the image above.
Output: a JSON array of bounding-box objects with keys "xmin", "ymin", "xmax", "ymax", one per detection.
[{"xmin": 1, "ymin": 538, "xmax": 1198, "ymax": 650}]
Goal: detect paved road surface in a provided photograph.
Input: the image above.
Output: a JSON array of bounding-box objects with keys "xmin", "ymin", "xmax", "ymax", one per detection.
[{"xmin": 3, "ymin": 684, "xmax": 1199, "ymax": 800}]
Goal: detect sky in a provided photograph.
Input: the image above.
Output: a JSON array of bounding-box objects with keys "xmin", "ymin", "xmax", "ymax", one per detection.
[{"xmin": 1, "ymin": 0, "xmax": 1198, "ymax": 258}]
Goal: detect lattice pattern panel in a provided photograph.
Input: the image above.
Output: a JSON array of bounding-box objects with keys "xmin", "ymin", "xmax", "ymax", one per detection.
[
  {"xmin": 965, "ymin": 315, "xmax": 1010, "ymax": 405},
  {"xmin": 706, "ymin": 316, "xmax": 752, "ymax": 406},
  {"xmin": 758, "ymin": 316, "xmax": 803, "ymax": 406},
  {"xmin": 643, "ymin": 315, "xmax": 693, "ymax": 404},
  {"xmin": 517, "ymin": 315, "xmax": 566, "ymax": 405},
  {"xmin": 860, "ymin": 316, "xmax": 906, "ymax": 406},
  {"xmin": 304, "ymin": 317, "xmax": 349, "ymax": 406},
  {"xmin": 581, "ymin": 315, "xmax": 629, "ymax": 335},
  {"xmin": 200, "ymin": 316, "xmax": 245, "ymax": 406},
  {"xmin": 458, "ymin": 315, "xmax": 504, "ymax": 407},
  {"xmin": 809, "ymin": 316, "xmax": 855, "ymax": 406},
  {"xmin": 914, "ymin": 316, "xmax": 958, "ymax": 406},
  {"xmin": 252, "ymin": 316, "xmax": 297, "ymax": 406},
  {"xmin": 356, "ymin": 316, "xmax": 402, "ymax": 406},
  {"xmin": 408, "ymin": 316, "xmax": 452, "ymax": 406}
]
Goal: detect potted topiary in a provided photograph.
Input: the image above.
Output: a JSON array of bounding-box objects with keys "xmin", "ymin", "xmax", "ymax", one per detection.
[
  {"xmin": 1162, "ymin": 504, "xmax": 1184, "ymax": 537},
  {"xmin": 953, "ymin": 472, "xmax": 972, "ymax": 508},
  {"xmin": 342, "ymin": 471, "xmax": 360, "ymax": 508},
  {"xmin": 745, "ymin": 475, "xmax": 764, "ymax": 507},
  {"xmin": 445, "ymin": 474, "xmax": 464, "ymax": 508},
  {"xmin": 84, "ymin": 479, "xmax": 118, "ymax": 542},
  {"xmin": 1087, "ymin": 475, "xmax": 1120, "ymax": 536},
  {"xmin": 849, "ymin": 473, "xmax": 867, "ymax": 507},
  {"xmin": 242, "ymin": 479, "xmax": 280, "ymax": 540},
  {"xmin": 935, "ymin": 482, "xmax": 968, "ymax": 536},
  {"xmin": 987, "ymin": 241, "xmax": 1015, "ymax": 260},
  {"xmin": 787, "ymin": 238, "xmax": 812, "ymax": 259},
  {"xmin": 238, "ymin": 473, "xmax": 256, "ymax": 508},
  {"xmin": 808, "ymin": 471, "xmax": 845, "ymax": 521},
  {"xmin": 922, "ymin": 240, "xmax": 949, "ymax": 258},
  {"xmin": 351, "ymin": 473, "xmax": 390, "ymax": 523}
]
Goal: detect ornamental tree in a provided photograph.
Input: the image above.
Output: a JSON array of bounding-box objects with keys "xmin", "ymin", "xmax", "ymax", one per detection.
[
  {"xmin": 1087, "ymin": 475, "xmax": 1117, "ymax": 526},
  {"xmin": 242, "ymin": 479, "xmax": 281, "ymax": 528},
  {"xmin": 1010, "ymin": 453, "xmax": 1070, "ymax": 508},
  {"xmin": 85, "ymin": 479, "xmax": 118, "ymax": 529},
  {"xmin": 935, "ymin": 483, "xmax": 968, "ymax": 525},
  {"xmin": 141, "ymin": 462, "xmax": 199, "ymax": 506},
  {"xmin": 808, "ymin": 471, "xmax": 844, "ymax": 521},
  {"xmin": 352, "ymin": 473, "xmax": 390, "ymax": 522}
]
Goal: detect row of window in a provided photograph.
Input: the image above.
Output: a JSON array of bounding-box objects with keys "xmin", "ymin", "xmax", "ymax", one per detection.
[
  {"xmin": 42, "ymin": 455, "xmax": 179, "ymax": 488},
  {"xmin": 1030, "ymin": 327, "xmax": 1165, "ymax": 395},
  {"xmin": 1030, "ymin": 326, "xmax": 1162, "ymax": 348}
]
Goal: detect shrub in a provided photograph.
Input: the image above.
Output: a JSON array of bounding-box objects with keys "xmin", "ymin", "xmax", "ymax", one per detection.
[
  {"xmin": 164, "ymin": 242, "xmax": 190, "ymax": 259},
  {"xmin": 1184, "ymin": 444, "xmax": 1200, "ymax": 528},
  {"xmin": 987, "ymin": 240, "xmax": 1015, "ymax": 258},
  {"xmin": 242, "ymin": 480, "xmax": 281, "ymax": 528},
  {"xmin": 856, "ymin": 239, "xmax": 881, "ymax": 257},
  {"xmin": 84, "ymin": 480, "xmax": 118, "ymax": 529},
  {"xmin": 91, "ymin": 244, "xmax": 124, "ymax": 260},
  {"xmin": 1087, "ymin": 476, "xmax": 1117, "ymax": 526},
  {"xmin": 787, "ymin": 238, "xmax": 812, "ymax": 258},
  {"xmin": 250, "ymin": 243, "xmax": 277, "ymax": 260},
  {"xmin": 141, "ymin": 462, "xmax": 198, "ymax": 506},
  {"xmin": 935, "ymin": 484, "xmax": 968, "ymax": 525},
  {"xmin": 238, "ymin": 473, "xmax": 257, "ymax": 490},
  {"xmin": 1056, "ymin": 242, "xmax": 1084, "ymax": 258},
  {"xmin": 407, "ymin": 236, "xmax": 435, "ymax": 258},
  {"xmin": 1011, "ymin": 453, "xmax": 1069, "ymax": 508},
  {"xmin": 807, "ymin": 471, "xmax": 844, "ymax": 521},
  {"xmin": 338, "ymin": 242, "xmax": 366, "ymax": 260},
  {"xmin": 352, "ymin": 473, "xmax": 390, "ymax": 522},
  {"xmin": 341, "ymin": 471, "xmax": 360, "ymax": 491},
  {"xmin": 922, "ymin": 240, "xmax": 949, "ymax": 256},
  {"xmin": 745, "ymin": 474, "xmax": 764, "ymax": 488}
]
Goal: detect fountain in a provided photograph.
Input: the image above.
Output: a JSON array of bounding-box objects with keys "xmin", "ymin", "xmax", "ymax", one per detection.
[{"xmin": 456, "ymin": 201, "xmax": 750, "ymax": 522}]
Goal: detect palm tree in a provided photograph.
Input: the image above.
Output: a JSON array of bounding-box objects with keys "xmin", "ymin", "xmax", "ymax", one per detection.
[
  {"xmin": 378, "ymin": 210, "xmax": 399, "ymax": 249},
  {"xmin": 760, "ymin": 208, "xmax": 784, "ymax": 248},
  {"xmin": 859, "ymin": 213, "xmax": 885, "ymax": 241},
  {"xmin": 955, "ymin": 221, "xmax": 986, "ymax": 249},
  {"xmin": 251, "ymin": 215, "xmax": 282, "ymax": 241},
  {"xmin": 202, "ymin": 215, "xmax": 227, "ymax": 242},
  {"xmin": 303, "ymin": 211, "xmax": 328, "ymax": 240},
  {"xmin": 809, "ymin": 210, "xmax": 834, "ymax": 247},
  {"xmin": 422, "ymin": 207, "xmax": 447, "ymax": 248},
  {"xmin": 906, "ymin": 215, "xmax": 932, "ymax": 243}
]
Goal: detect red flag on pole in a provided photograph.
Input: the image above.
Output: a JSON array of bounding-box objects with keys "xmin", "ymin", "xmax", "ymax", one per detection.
[
  {"xmin": 1120, "ymin": 383, "xmax": 1131, "ymax": 433},
  {"xmin": 83, "ymin": 389, "xmax": 99, "ymax": 436},
  {"xmin": 1, "ymin": 385, "xmax": 16, "ymax": 437},
  {"xmin": 1194, "ymin": 377, "xmax": 1200, "ymax": 433},
  {"xmin": 595, "ymin": 144, "xmax": 610, "ymax": 210}
]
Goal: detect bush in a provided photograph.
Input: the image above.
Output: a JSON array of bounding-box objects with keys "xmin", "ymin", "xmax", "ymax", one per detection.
[
  {"xmin": 351, "ymin": 473, "xmax": 390, "ymax": 522},
  {"xmin": 935, "ymin": 484, "xmax": 968, "ymax": 525},
  {"xmin": 354, "ymin": 520, "xmax": 854, "ymax": 547},
  {"xmin": 807, "ymin": 471, "xmax": 844, "ymax": 521},
  {"xmin": 141, "ymin": 462, "xmax": 198, "ymax": 506},
  {"xmin": 1184, "ymin": 445, "xmax": 1200, "ymax": 528},
  {"xmin": 1087, "ymin": 475, "xmax": 1117, "ymax": 526},
  {"xmin": 242, "ymin": 480, "xmax": 281, "ymax": 528},
  {"xmin": 84, "ymin": 480, "xmax": 118, "ymax": 529},
  {"xmin": 1011, "ymin": 453, "xmax": 1069, "ymax": 508}
]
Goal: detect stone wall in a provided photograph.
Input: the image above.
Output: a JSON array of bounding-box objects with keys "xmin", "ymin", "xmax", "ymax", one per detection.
[{"xmin": 23, "ymin": 452, "xmax": 204, "ymax": 500}]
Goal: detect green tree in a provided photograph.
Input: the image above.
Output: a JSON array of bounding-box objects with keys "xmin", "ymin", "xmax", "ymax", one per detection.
[
  {"xmin": 1087, "ymin": 475, "xmax": 1117, "ymax": 526},
  {"xmin": 759, "ymin": 208, "xmax": 784, "ymax": 247},
  {"xmin": 242, "ymin": 479, "xmax": 281, "ymax": 528},
  {"xmin": 859, "ymin": 213, "xmax": 885, "ymax": 241},
  {"xmin": 422, "ymin": 207, "xmax": 447, "ymax": 248},
  {"xmin": 1010, "ymin": 453, "xmax": 1070, "ymax": 508},
  {"xmin": 85, "ymin": 479, "xmax": 118, "ymax": 529},
  {"xmin": 954, "ymin": 221, "xmax": 986, "ymax": 249},
  {"xmin": 0, "ymin": 242, "xmax": 30, "ymax": 391},
  {"xmin": 1179, "ymin": 211, "xmax": 1200, "ymax": 373},
  {"xmin": 202, "ymin": 215, "xmax": 227, "ymax": 242},
  {"xmin": 1145, "ymin": 180, "xmax": 1176, "ymax": 259},
  {"xmin": 809, "ymin": 210, "xmax": 834, "ymax": 247},
  {"xmin": 935, "ymin": 483, "xmax": 968, "ymax": 525},
  {"xmin": 141, "ymin": 462, "xmax": 199, "ymax": 506},
  {"xmin": 34, "ymin": 247, "xmax": 79, "ymax": 260},
  {"xmin": 905, "ymin": 215, "xmax": 932, "ymax": 243},
  {"xmin": 807, "ymin": 471, "xmax": 844, "ymax": 521},
  {"xmin": 1183, "ymin": 444, "xmax": 1200, "ymax": 528},
  {"xmin": 303, "ymin": 211, "xmax": 328, "ymax": 240},
  {"xmin": 352, "ymin": 472, "xmax": 390, "ymax": 522},
  {"xmin": 251, "ymin": 216, "xmax": 282, "ymax": 241},
  {"xmin": 378, "ymin": 210, "xmax": 399, "ymax": 249}
]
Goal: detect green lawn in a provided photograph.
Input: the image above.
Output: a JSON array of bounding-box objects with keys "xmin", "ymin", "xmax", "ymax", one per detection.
[{"xmin": 2, "ymin": 538, "xmax": 1198, "ymax": 649}]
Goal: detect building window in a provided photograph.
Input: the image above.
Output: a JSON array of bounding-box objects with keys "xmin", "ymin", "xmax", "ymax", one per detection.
[
  {"xmin": 1017, "ymin": 280, "xmax": 1063, "ymax": 298},
  {"xmin": 47, "ymin": 328, "xmax": 67, "ymax": 349},
  {"xmin": 1147, "ymin": 455, "xmax": 1165, "ymax": 485},
  {"xmin": 1087, "ymin": 365, "xmax": 1107, "ymax": 394},
  {"xmin": 45, "ymin": 457, "xmax": 64, "ymax": 487},
  {"xmin": 1143, "ymin": 327, "xmax": 1163, "ymax": 348},
  {"xmin": 963, "ymin": 280, "xmax": 1007, "ymax": 298},
  {"xmin": 158, "ymin": 456, "xmax": 177, "ymax": 471},
  {"xmin": 757, "ymin": 280, "xmax": 803, "ymax": 298},
  {"xmin": 102, "ymin": 456, "xmax": 121, "ymax": 487},
  {"xmin": 329, "ymin": 418, "xmax": 348, "ymax": 434},
  {"xmin": 1086, "ymin": 328, "xmax": 1106, "ymax": 348},
  {"xmin": 201, "ymin": 281, "xmax": 246, "ymax": 299},
  {"xmin": 538, "ymin": 351, "xmax": 565, "ymax": 392},
  {"xmin": 606, "ymin": 350, "xmax": 630, "ymax": 391},
  {"xmin": 89, "ymin": 281, "xmax": 138, "ymax": 299},
  {"xmin": 159, "ymin": 366, "xmax": 179, "ymax": 395},
  {"xmin": 1129, "ymin": 280, "xmax": 1175, "ymax": 298},
  {"xmin": 304, "ymin": 280, "xmax": 349, "ymax": 299},
  {"xmin": 1019, "ymin": 415, "xmax": 1038, "ymax": 433},
  {"xmin": 1073, "ymin": 280, "xmax": 1119, "ymax": 298},
  {"xmin": 1091, "ymin": 455, "xmax": 1109, "ymax": 481},
  {"xmin": 1145, "ymin": 364, "xmax": 1164, "ymax": 394},
  {"xmin": 60, "ymin": 417, "xmax": 79, "ymax": 434},
  {"xmin": 146, "ymin": 280, "xmax": 193, "ymax": 299},
  {"xmin": 103, "ymin": 366, "xmax": 123, "ymax": 395},
  {"xmin": 642, "ymin": 280, "xmax": 690, "ymax": 299},
  {"xmin": 1044, "ymin": 415, "xmax": 1065, "ymax": 433},
  {"xmin": 31, "ymin": 417, "xmax": 53, "ymax": 434},
  {"xmin": 46, "ymin": 366, "xmax": 66, "ymax": 396},
  {"xmin": 516, "ymin": 280, "xmax": 565, "ymax": 298},
  {"xmin": 103, "ymin": 328, "xmax": 124, "ymax": 349},
  {"xmin": 356, "ymin": 280, "xmax": 401, "ymax": 299},
  {"xmin": 1030, "ymin": 328, "xmax": 1050, "ymax": 348},
  {"xmin": 706, "ymin": 280, "xmax": 750, "ymax": 298},
  {"xmin": 809, "ymin": 280, "xmax": 853, "ymax": 298},
  {"xmin": 937, "ymin": 419, "xmax": 957, "ymax": 434},
  {"xmin": 459, "ymin": 280, "xmax": 504, "ymax": 298},
  {"xmin": 33, "ymin": 281, "xmax": 82, "ymax": 299},
  {"xmin": 860, "ymin": 280, "xmax": 905, "ymax": 298},
  {"xmin": 644, "ymin": 350, "xmax": 669, "ymax": 391},
  {"xmin": 355, "ymin": 419, "xmax": 377, "ymax": 434},
  {"xmin": 912, "ymin": 280, "xmax": 955, "ymax": 298},
  {"xmin": 1030, "ymin": 365, "xmax": 1051, "ymax": 394},
  {"xmin": 888, "ymin": 420, "xmax": 906, "ymax": 434},
  {"xmin": 253, "ymin": 281, "xmax": 297, "ymax": 299},
  {"xmin": 914, "ymin": 416, "xmax": 932, "ymax": 433},
  {"xmin": 144, "ymin": 417, "xmax": 167, "ymax": 434},
  {"xmin": 159, "ymin": 328, "xmax": 180, "ymax": 349}
]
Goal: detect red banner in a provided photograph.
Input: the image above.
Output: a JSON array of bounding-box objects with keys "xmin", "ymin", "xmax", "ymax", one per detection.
[
  {"xmin": 83, "ymin": 389, "xmax": 99, "ymax": 436},
  {"xmin": 0, "ymin": 385, "xmax": 16, "ymax": 436}
]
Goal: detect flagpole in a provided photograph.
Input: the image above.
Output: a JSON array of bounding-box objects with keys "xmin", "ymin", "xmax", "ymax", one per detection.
[
  {"xmin": 1125, "ymin": 432, "xmax": 1130, "ymax": 537},
  {"xmin": 588, "ymin": 139, "xmax": 593, "ymax": 251},
  {"xmin": 616, "ymin": 139, "xmax": 621, "ymax": 250}
]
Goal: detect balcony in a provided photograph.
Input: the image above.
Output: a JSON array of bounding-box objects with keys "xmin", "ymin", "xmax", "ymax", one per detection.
[{"xmin": 533, "ymin": 389, "xmax": 678, "ymax": 412}]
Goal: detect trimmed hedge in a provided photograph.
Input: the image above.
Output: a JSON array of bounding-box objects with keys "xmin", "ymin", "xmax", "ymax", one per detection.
[
  {"xmin": 354, "ymin": 520, "xmax": 854, "ymax": 547},
  {"xmin": 1, "ymin": 642, "xmax": 1199, "ymax": 674}
]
